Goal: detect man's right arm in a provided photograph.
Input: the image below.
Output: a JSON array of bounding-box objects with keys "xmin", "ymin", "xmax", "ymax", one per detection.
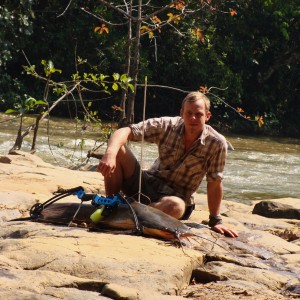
[{"xmin": 97, "ymin": 127, "xmax": 133, "ymax": 177}]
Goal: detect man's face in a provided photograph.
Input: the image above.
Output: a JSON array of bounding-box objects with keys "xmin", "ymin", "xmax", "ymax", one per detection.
[{"xmin": 180, "ymin": 99, "xmax": 211, "ymax": 134}]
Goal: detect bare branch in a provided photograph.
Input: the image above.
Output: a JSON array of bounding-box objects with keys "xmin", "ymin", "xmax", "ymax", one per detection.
[
  {"xmin": 136, "ymin": 83, "xmax": 189, "ymax": 94},
  {"xmin": 207, "ymin": 90, "xmax": 256, "ymax": 122},
  {"xmin": 165, "ymin": 22, "xmax": 184, "ymax": 36},
  {"xmin": 81, "ymin": 7, "xmax": 128, "ymax": 26},
  {"xmin": 40, "ymin": 82, "xmax": 81, "ymax": 122},
  {"xmin": 57, "ymin": 0, "xmax": 73, "ymax": 18},
  {"xmin": 76, "ymin": 85, "xmax": 101, "ymax": 123},
  {"xmin": 141, "ymin": 3, "xmax": 174, "ymax": 22},
  {"xmin": 136, "ymin": 84, "xmax": 257, "ymax": 123},
  {"xmin": 87, "ymin": 0, "xmax": 138, "ymax": 21}
]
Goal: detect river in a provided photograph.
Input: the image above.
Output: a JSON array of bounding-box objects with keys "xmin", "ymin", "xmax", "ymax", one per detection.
[{"xmin": 0, "ymin": 113, "xmax": 299, "ymax": 205}]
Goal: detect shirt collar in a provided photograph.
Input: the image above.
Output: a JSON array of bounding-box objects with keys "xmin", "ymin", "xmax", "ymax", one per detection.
[
  {"xmin": 179, "ymin": 117, "xmax": 208, "ymax": 146},
  {"xmin": 200, "ymin": 125, "xmax": 209, "ymax": 145},
  {"xmin": 175, "ymin": 118, "xmax": 185, "ymax": 135}
]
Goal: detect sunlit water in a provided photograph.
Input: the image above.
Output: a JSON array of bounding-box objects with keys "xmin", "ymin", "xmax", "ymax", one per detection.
[{"xmin": 0, "ymin": 113, "xmax": 299, "ymax": 204}]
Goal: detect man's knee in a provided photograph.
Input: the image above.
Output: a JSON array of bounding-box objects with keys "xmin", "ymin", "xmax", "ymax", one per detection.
[
  {"xmin": 151, "ymin": 196, "xmax": 186, "ymax": 219},
  {"xmin": 116, "ymin": 145, "xmax": 137, "ymax": 179}
]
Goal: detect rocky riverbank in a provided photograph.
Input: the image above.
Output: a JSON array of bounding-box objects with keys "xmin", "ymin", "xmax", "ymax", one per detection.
[{"xmin": 0, "ymin": 151, "xmax": 299, "ymax": 299}]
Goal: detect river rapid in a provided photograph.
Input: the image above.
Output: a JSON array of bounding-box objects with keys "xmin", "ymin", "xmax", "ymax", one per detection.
[{"xmin": 0, "ymin": 113, "xmax": 299, "ymax": 205}]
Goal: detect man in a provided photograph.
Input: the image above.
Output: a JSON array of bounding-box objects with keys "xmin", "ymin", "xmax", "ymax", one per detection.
[{"xmin": 98, "ymin": 91, "xmax": 238, "ymax": 237}]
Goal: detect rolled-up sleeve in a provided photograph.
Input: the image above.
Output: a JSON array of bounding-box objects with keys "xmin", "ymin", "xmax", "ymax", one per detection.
[
  {"xmin": 129, "ymin": 118, "xmax": 166, "ymax": 143},
  {"xmin": 206, "ymin": 139, "xmax": 227, "ymax": 182}
]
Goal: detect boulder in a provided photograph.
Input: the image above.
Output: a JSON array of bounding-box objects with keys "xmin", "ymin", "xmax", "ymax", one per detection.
[{"xmin": 252, "ymin": 200, "xmax": 300, "ymax": 219}]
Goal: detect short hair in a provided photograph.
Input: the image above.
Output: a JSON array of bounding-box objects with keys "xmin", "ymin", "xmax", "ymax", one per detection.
[{"xmin": 181, "ymin": 92, "xmax": 211, "ymax": 112}]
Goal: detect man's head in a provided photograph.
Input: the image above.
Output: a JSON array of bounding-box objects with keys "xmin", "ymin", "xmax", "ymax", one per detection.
[
  {"xmin": 181, "ymin": 91, "xmax": 211, "ymax": 113},
  {"xmin": 180, "ymin": 92, "xmax": 211, "ymax": 135}
]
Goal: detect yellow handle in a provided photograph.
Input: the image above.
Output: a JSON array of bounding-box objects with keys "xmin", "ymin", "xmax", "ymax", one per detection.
[{"xmin": 90, "ymin": 206, "xmax": 105, "ymax": 223}]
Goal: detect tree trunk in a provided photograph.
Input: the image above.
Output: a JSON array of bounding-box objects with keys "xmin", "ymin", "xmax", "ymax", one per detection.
[
  {"xmin": 10, "ymin": 116, "xmax": 35, "ymax": 152},
  {"xmin": 31, "ymin": 114, "xmax": 42, "ymax": 152},
  {"xmin": 11, "ymin": 116, "xmax": 24, "ymax": 151},
  {"xmin": 119, "ymin": 0, "xmax": 133, "ymax": 128},
  {"xmin": 125, "ymin": 0, "xmax": 142, "ymax": 125}
]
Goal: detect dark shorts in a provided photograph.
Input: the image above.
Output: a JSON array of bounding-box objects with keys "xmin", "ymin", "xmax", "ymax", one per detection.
[{"xmin": 122, "ymin": 162, "xmax": 195, "ymax": 220}]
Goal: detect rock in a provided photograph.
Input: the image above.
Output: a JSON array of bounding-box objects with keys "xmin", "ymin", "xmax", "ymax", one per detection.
[
  {"xmin": 287, "ymin": 284, "xmax": 300, "ymax": 297},
  {"xmin": 183, "ymin": 280, "xmax": 289, "ymax": 300},
  {"xmin": 195, "ymin": 260, "xmax": 298, "ymax": 291},
  {"xmin": 101, "ymin": 283, "xmax": 139, "ymax": 299},
  {"xmin": 87, "ymin": 150, "xmax": 104, "ymax": 160},
  {"xmin": 0, "ymin": 156, "xmax": 11, "ymax": 164},
  {"xmin": 252, "ymin": 200, "xmax": 300, "ymax": 219},
  {"xmin": 0, "ymin": 268, "xmax": 106, "ymax": 300},
  {"xmin": 272, "ymin": 226, "xmax": 300, "ymax": 242}
]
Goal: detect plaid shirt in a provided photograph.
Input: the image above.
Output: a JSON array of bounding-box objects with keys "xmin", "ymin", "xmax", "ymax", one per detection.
[{"xmin": 130, "ymin": 116, "xmax": 227, "ymax": 205}]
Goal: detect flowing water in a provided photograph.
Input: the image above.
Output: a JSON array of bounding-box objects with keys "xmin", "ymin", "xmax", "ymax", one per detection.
[{"xmin": 0, "ymin": 113, "xmax": 299, "ymax": 204}]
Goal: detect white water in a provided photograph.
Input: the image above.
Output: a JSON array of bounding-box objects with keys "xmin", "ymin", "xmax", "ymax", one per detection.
[{"xmin": 1, "ymin": 113, "xmax": 299, "ymax": 204}]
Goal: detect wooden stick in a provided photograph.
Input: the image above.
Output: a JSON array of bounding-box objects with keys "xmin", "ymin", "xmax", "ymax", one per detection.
[{"xmin": 138, "ymin": 76, "xmax": 147, "ymax": 202}]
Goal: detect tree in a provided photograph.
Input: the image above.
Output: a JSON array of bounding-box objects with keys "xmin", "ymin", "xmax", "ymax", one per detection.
[
  {"xmin": 5, "ymin": 96, "xmax": 46, "ymax": 151},
  {"xmin": 5, "ymin": 57, "xmax": 133, "ymax": 152},
  {"xmin": 81, "ymin": 0, "xmax": 237, "ymax": 125},
  {"xmin": 2, "ymin": 1, "xmax": 298, "ymax": 136},
  {"xmin": 0, "ymin": 1, "xmax": 35, "ymax": 107},
  {"xmin": 209, "ymin": 0, "xmax": 300, "ymax": 135}
]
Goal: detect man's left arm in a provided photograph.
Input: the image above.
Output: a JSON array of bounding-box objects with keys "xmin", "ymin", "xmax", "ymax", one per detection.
[{"xmin": 207, "ymin": 181, "xmax": 238, "ymax": 237}]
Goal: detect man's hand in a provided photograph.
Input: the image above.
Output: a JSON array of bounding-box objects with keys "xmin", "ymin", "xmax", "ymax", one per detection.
[
  {"xmin": 97, "ymin": 153, "xmax": 116, "ymax": 177},
  {"xmin": 211, "ymin": 224, "xmax": 238, "ymax": 238},
  {"xmin": 97, "ymin": 127, "xmax": 133, "ymax": 178}
]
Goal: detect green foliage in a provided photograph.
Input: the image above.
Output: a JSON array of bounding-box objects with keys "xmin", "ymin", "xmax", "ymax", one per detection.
[
  {"xmin": 0, "ymin": 0, "xmax": 299, "ymax": 136},
  {"xmin": 5, "ymin": 96, "xmax": 46, "ymax": 116},
  {"xmin": 0, "ymin": 1, "xmax": 35, "ymax": 110},
  {"xmin": 0, "ymin": 1, "xmax": 34, "ymax": 67},
  {"xmin": 41, "ymin": 60, "xmax": 62, "ymax": 78}
]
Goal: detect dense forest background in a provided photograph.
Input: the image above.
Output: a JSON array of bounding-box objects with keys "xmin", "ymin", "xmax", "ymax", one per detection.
[{"xmin": 0, "ymin": 0, "xmax": 299, "ymax": 137}]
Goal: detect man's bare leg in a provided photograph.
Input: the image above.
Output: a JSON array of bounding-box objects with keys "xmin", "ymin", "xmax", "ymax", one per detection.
[
  {"xmin": 104, "ymin": 145, "xmax": 137, "ymax": 196},
  {"xmin": 150, "ymin": 196, "xmax": 185, "ymax": 219}
]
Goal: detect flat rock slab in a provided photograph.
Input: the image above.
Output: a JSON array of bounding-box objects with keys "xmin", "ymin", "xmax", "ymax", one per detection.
[
  {"xmin": 1, "ymin": 151, "xmax": 300, "ymax": 299},
  {"xmin": 0, "ymin": 220, "xmax": 203, "ymax": 297}
]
